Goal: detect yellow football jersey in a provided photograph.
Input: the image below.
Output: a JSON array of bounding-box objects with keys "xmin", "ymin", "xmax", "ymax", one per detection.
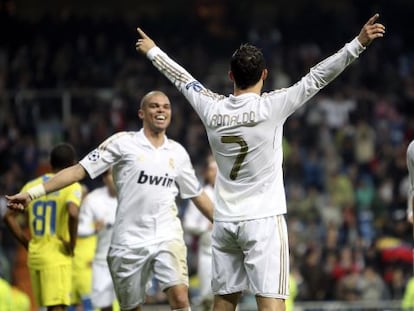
[
  {"xmin": 0, "ymin": 278, "xmax": 12, "ymax": 311},
  {"xmin": 22, "ymin": 173, "xmax": 82, "ymax": 269}
]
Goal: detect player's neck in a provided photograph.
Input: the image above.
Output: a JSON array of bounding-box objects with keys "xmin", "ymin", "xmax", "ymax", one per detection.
[
  {"xmin": 143, "ymin": 128, "xmax": 165, "ymax": 148},
  {"xmin": 233, "ymin": 81, "xmax": 263, "ymax": 96}
]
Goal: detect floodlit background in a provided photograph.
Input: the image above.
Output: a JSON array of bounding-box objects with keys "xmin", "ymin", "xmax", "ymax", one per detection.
[{"xmin": 1, "ymin": 0, "xmax": 414, "ymax": 310}]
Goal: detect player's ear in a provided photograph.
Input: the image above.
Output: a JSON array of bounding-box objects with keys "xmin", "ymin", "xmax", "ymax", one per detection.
[
  {"xmin": 138, "ymin": 108, "xmax": 144, "ymax": 120},
  {"xmin": 262, "ymin": 69, "xmax": 268, "ymax": 81},
  {"xmin": 228, "ymin": 71, "xmax": 235, "ymax": 82}
]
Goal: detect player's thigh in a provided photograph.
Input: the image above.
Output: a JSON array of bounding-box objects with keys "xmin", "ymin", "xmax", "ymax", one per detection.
[
  {"xmin": 242, "ymin": 215, "xmax": 289, "ymax": 299},
  {"xmin": 211, "ymin": 222, "xmax": 247, "ymax": 295},
  {"xmin": 30, "ymin": 264, "xmax": 72, "ymax": 307},
  {"xmin": 107, "ymin": 246, "xmax": 153, "ymax": 310},
  {"xmin": 91, "ymin": 262, "xmax": 116, "ymax": 309},
  {"xmin": 153, "ymin": 238, "xmax": 189, "ymax": 291}
]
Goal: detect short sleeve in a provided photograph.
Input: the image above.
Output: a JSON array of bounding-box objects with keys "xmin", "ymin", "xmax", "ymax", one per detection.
[
  {"xmin": 65, "ymin": 182, "xmax": 82, "ymax": 207},
  {"xmin": 174, "ymin": 145, "xmax": 202, "ymax": 199},
  {"xmin": 80, "ymin": 132, "xmax": 125, "ymax": 179}
]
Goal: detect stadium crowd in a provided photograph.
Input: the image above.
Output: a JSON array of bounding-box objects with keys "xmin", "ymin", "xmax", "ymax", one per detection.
[{"xmin": 1, "ymin": 0, "xmax": 414, "ymax": 308}]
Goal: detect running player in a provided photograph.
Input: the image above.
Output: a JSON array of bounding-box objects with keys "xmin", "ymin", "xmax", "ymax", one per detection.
[
  {"xmin": 135, "ymin": 14, "xmax": 385, "ymax": 311},
  {"xmin": 4, "ymin": 143, "xmax": 81, "ymax": 311},
  {"xmin": 183, "ymin": 154, "xmax": 216, "ymax": 311},
  {"xmin": 6, "ymin": 90, "xmax": 214, "ymax": 311}
]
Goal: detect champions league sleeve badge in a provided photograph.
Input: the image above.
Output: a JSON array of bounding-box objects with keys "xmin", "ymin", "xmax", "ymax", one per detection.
[{"xmin": 87, "ymin": 149, "xmax": 100, "ymax": 162}]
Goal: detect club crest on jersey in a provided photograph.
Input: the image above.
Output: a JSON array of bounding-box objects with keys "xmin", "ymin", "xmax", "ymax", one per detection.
[
  {"xmin": 87, "ymin": 149, "xmax": 100, "ymax": 162},
  {"xmin": 169, "ymin": 158, "xmax": 175, "ymax": 169}
]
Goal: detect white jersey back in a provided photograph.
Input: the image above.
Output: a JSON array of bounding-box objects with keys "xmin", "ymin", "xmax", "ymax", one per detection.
[
  {"xmin": 78, "ymin": 187, "xmax": 117, "ymax": 263},
  {"xmin": 79, "ymin": 129, "xmax": 202, "ymax": 247},
  {"xmin": 147, "ymin": 37, "xmax": 365, "ymax": 221}
]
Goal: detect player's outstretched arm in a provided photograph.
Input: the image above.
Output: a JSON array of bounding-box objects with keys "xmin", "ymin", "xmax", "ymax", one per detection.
[
  {"xmin": 357, "ymin": 13, "xmax": 385, "ymax": 46},
  {"xmin": 6, "ymin": 163, "xmax": 87, "ymax": 211},
  {"xmin": 136, "ymin": 27, "xmax": 156, "ymax": 55}
]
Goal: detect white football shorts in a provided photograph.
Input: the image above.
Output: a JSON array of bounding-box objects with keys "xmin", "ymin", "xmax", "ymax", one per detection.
[
  {"xmin": 211, "ymin": 215, "xmax": 289, "ymax": 299},
  {"xmin": 91, "ymin": 261, "xmax": 116, "ymax": 308},
  {"xmin": 107, "ymin": 239, "xmax": 189, "ymax": 310}
]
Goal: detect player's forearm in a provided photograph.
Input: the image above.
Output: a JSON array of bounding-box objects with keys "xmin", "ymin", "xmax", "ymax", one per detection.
[
  {"xmin": 191, "ymin": 191, "xmax": 214, "ymax": 223},
  {"xmin": 286, "ymin": 38, "xmax": 365, "ymax": 112},
  {"xmin": 307, "ymin": 38, "xmax": 365, "ymax": 89},
  {"xmin": 45, "ymin": 164, "xmax": 86, "ymax": 194},
  {"xmin": 146, "ymin": 46, "xmax": 194, "ymax": 91},
  {"xmin": 24, "ymin": 164, "xmax": 86, "ymax": 201},
  {"xmin": 4, "ymin": 212, "xmax": 29, "ymax": 249}
]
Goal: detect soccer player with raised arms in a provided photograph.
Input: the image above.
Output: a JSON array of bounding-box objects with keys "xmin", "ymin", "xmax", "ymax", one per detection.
[{"xmin": 135, "ymin": 14, "xmax": 385, "ymax": 311}]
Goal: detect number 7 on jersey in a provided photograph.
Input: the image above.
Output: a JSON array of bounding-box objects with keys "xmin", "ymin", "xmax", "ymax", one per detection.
[{"xmin": 221, "ymin": 136, "xmax": 248, "ymax": 180}]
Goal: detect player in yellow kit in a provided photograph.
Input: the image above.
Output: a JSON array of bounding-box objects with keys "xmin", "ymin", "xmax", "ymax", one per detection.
[{"xmin": 4, "ymin": 143, "xmax": 81, "ymax": 311}]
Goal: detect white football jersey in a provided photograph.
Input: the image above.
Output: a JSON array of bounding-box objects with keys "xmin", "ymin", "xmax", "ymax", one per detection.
[
  {"xmin": 79, "ymin": 129, "xmax": 202, "ymax": 247},
  {"xmin": 147, "ymin": 37, "xmax": 366, "ymax": 221},
  {"xmin": 78, "ymin": 186, "xmax": 117, "ymax": 263}
]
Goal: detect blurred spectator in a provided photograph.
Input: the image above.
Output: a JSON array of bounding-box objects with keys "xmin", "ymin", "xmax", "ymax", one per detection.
[{"xmin": 358, "ymin": 265, "xmax": 390, "ymax": 301}]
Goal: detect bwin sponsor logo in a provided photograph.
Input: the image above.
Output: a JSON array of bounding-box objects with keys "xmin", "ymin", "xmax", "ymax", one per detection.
[{"xmin": 137, "ymin": 171, "xmax": 174, "ymax": 187}]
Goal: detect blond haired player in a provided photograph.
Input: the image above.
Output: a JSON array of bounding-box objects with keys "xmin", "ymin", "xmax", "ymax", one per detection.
[
  {"xmin": 4, "ymin": 143, "xmax": 81, "ymax": 311},
  {"xmin": 135, "ymin": 14, "xmax": 385, "ymax": 311},
  {"xmin": 6, "ymin": 90, "xmax": 214, "ymax": 311}
]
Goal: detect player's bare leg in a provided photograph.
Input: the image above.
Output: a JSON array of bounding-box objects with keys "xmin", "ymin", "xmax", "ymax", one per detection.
[
  {"xmin": 256, "ymin": 296, "xmax": 285, "ymax": 311},
  {"xmin": 165, "ymin": 284, "xmax": 191, "ymax": 310},
  {"xmin": 213, "ymin": 292, "xmax": 241, "ymax": 311}
]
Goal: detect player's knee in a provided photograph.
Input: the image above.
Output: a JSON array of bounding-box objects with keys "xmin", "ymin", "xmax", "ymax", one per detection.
[
  {"xmin": 169, "ymin": 293, "xmax": 190, "ymax": 309},
  {"xmin": 165, "ymin": 284, "xmax": 190, "ymax": 309}
]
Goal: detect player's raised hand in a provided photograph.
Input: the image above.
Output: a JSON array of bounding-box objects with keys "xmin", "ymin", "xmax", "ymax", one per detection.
[
  {"xmin": 357, "ymin": 13, "xmax": 385, "ymax": 46},
  {"xmin": 5, "ymin": 193, "xmax": 31, "ymax": 211},
  {"xmin": 136, "ymin": 27, "xmax": 156, "ymax": 55}
]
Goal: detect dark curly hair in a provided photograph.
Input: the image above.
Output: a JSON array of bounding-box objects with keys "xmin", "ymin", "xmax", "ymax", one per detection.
[{"xmin": 230, "ymin": 43, "xmax": 266, "ymax": 90}]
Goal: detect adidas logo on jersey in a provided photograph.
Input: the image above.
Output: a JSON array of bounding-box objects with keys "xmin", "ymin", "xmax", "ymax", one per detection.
[{"xmin": 137, "ymin": 170, "xmax": 174, "ymax": 187}]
